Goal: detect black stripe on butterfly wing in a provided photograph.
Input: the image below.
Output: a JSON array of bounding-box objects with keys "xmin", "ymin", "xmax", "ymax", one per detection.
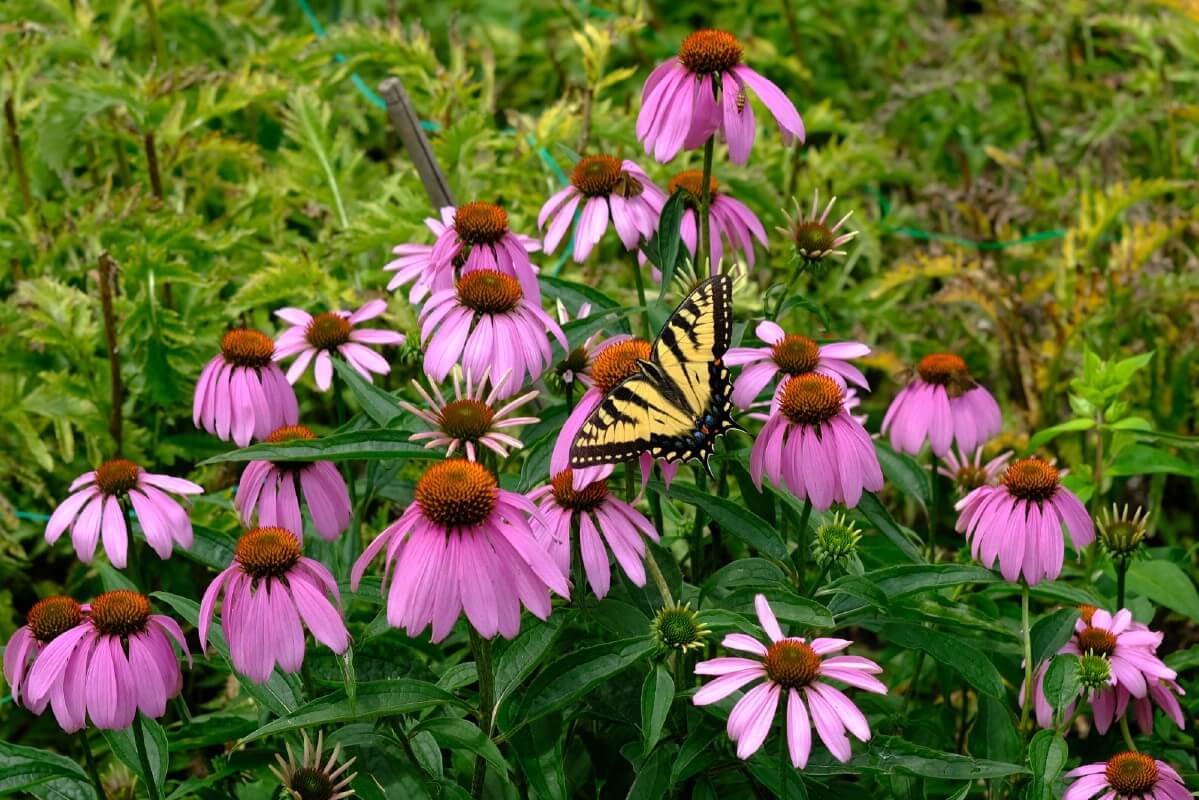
[
  {"xmin": 569, "ymin": 374, "xmax": 693, "ymax": 466},
  {"xmin": 650, "ymin": 275, "xmax": 732, "ymax": 416}
]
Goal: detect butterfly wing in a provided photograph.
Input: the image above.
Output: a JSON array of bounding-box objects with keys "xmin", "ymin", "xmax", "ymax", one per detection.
[{"xmin": 569, "ymin": 275, "xmax": 737, "ymax": 470}]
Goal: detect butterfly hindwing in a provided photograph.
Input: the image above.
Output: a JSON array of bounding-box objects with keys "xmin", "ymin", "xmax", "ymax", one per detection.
[{"xmin": 569, "ymin": 275, "xmax": 737, "ymax": 471}]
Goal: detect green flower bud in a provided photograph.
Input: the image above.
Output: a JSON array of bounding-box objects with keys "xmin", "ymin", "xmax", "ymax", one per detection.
[
  {"xmin": 1097, "ymin": 504, "xmax": 1149, "ymax": 558},
  {"xmin": 813, "ymin": 511, "xmax": 862, "ymax": 566},
  {"xmin": 1077, "ymin": 653, "xmax": 1113, "ymax": 691},
  {"xmin": 650, "ymin": 602, "xmax": 711, "ymax": 654}
]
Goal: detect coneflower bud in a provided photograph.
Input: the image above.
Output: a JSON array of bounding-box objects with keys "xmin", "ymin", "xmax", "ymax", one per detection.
[
  {"xmin": 1097, "ymin": 504, "xmax": 1149, "ymax": 558},
  {"xmin": 813, "ymin": 512, "xmax": 862, "ymax": 566},
  {"xmin": 1077, "ymin": 653, "xmax": 1113, "ymax": 692},
  {"xmin": 650, "ymin": 602, "xmax": 711, "ymax": 654}
]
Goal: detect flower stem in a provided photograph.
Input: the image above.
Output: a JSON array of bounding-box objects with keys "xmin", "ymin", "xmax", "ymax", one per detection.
[
  {"xmin": 570, "ymin": 514, "xmax": 584, "ymax": 609},
  {"xmin": 696, "ymin": 137, "xmax": 716, "ymax": 277},
  {"xmin": 132, "ymin": 713, "xmax": 162, "ymax": 800},
  {"xmin": 771, "ymin": 268, "xmax": 801, "ymax": 320},
  {"xmin": 1116, "ymin": 555, "xmax": 1128, "ymax": 609},
  {"xmin": 79, "ymin": 730, "xmax": 105, "ymax": 799},
  {"xmin": 643, "ymin": 547, "xmax": 674, "ymax": 607},
  {"xmin": 629, "ymin": 250, "xmax": 652, "ymax": 340},
  {"xmin": 1119, "ymin": 715, "xmax": 1137, "ymax": 752},
  {"xmin": 927, "ymin": 449, "xmax": 942, "ymax": 562},
  {"xmin": 1019, "ymin": 582, "xmax": 1034, "ymax": 732},
  {"xmin": 468, "ymin": 629, "xmax": 496, "ymax": 799},
  {"xmin": 688, "ymin": 466, "xmax": 709, "ymax": 579},
  {"xmin": 795, "ymin": 499, "xmax": 813, "ymax": 592}
]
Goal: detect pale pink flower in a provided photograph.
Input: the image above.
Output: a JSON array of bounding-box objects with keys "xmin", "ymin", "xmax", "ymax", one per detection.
[
  {"xmin": 938, "ymin": 446, "xmax": 1013, "ymax": 494},
  {"xmin": 1064, "ymin": 753, "xmax": 1189, "ymax": 800},
  {"xmin": 399, "ymin": 367, "xmax": 539, "ymax": 461},
  {"xmin": 693, "ymin": 594, "xmax": 885, "ymax": 766},
  {"xmin": 726, "ymin": 320, "xmax": 869, "ymax": 409},
  {"xmin": 273, "ymin": 299, "xmax": 404, "ymax": 392},
  {"xmin": 664, "ymin": 170, "xmax": 769, "ymax": 272},
  {"xmin": 193, "ymin": 328, "xmax": 299, "ymax": 447},
  {"xmin": 881, "ymin": 352, "xmax": 1002, "ymax": 457},
  {"xmin": 3, "ymin": 596, "xmax": 84, "ymax": 721}
]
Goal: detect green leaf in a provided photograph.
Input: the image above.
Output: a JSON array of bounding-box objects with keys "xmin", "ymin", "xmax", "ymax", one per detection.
[
  {"xmin": 494, "ymin": 615, "xmax": 565, "ymax": 715},
  {"xmin": 626, "ymin": 747, "xmax": 675, "ymax": 799},
  {"xmin": 644, "ymin": 190, "xmax": 685, "ymax": 298},
  {"xmin": 1042, "ymin": 655, "xmax": 1080, "ymax": 715},
  {"xmin": 1165, "ymin": 645, "xmax": 1199, "ymax": 672},
  {"xmin": 200, "ymin": 429, "xmax": 440, "ymax": 464},
  {"xmin": 976, "ymin": 695, "xmax": 1022, "ymax": 765},
  {"xmin": 727, "ymin": 587, "xmax": 834, "ymax": 629},
  {"xmin": 239, "ymin": 680, "xmax": 467, "ymax": 743},
  {"xmin": 151, "ymin": 591, "xmax": 304, "ymax": 716},
  {"xmin": 657, "ymin": 481, "xmax": 787, "ymax": 562},
  {"xmin": 1027, "ymin": 730, "xmax": 1068, "ymax": 800},
  {"xmin": 412, "ymin": 717, "xmax": 510, "ymax": 777},
  {"xmin": 1030, "ymin": 608, "xmax": 1080, "ymax": 664},
  {"xmin": 283, "ymin": 86, "xmax": 349, "ymax": 227},
  {"xmin": 539, "ymin": 275, "xmax": 621, "ymax": 313},
  {"xmin": 332, "ymin": 360, "xmax": 405, "ymax": 426},
  {"xmin": 1107, "ymin": 444, "xmax": 1199, "ymax": 478},
  {"xmin": 702, "ymin": 558, "xmax": 789, "ymax": 593},
  {"xmin": 827, "ymin": 563, "xmax": 993, "ymax": 616},
  {"xmin": 874, "ymin": 442, "xmax": 930, "ymax": 509},
  {"xmin": 179, "ymin": 525, "xmax": 236, "ymax": 570},
  {"xmin": 856, "ymin": 492, "xmax": 925, "ymax": 563},
  {"xmin": 517, "ymin": 636, "xmax": 656, "ymax": 727},
  {"xmin": 880, "ymin": 623, "xmax": 1005, "ymax": 697},
  {"xmin": 1125, "ymin": 559, "xmax": 1199, "ymax": 620},
  {"xmin": 508, "ymin": 717, "xmax": 567, "ymax": 800},
  {"xmin": 776, "ymin": 292, "xmax": 831, "ymax": 328},
  {"xmin": 641, "ymin": 664, "xmax": 675, "ymax": 752},
  {"xmin": 0, "ymin": 741, "xmax": 96, "ymax": 799},
  {"xmin": 1026, "ymin": 418, "xmax": 1095, "ymax": 452},
  {"xmin": 517, "ymin": 429, "xmax": 557, "ymax": 492},
  {"xmin": 101, "ymin": 717, "xmax": 168, "ymax": 793}
]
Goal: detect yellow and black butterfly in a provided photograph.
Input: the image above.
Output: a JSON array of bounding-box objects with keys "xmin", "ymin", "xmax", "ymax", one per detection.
[{"xmin": 570, "ymin": 275, "xmax": 739, "ymax": 475}]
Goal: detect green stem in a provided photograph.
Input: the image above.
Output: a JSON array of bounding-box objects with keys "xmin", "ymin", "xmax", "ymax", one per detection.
[
  {"xmin": 570, "ymin": 514, "xmax": 584, "ymax": 609},
  {"xmin": 771, "ymin": 268, "xmax": 801, "ymax": 320},
  {"xmin": 643, "ymin": 547, "xmax": 674, "ymax": 606},
  {"xmin": 1116, "ymin": 556, "xmax": 1128, "ymax": 609},
  {"xmin": 1118, "ymin": 715, "xmax": 1137, "ymax": 752},
  {"xmin": 1019, "ymin": 583, "xmax": 1034, "ymax": 732},
  {"xmin": 779, "ymin": 729, "xmax": 790, "ymax": 798},
  {"xmin": 132, "ymin": 713, "xmax": 162, "ymax": 800},
  {"xmin": 697, "ymin": 137, "xmax": 716, "ymax": 277},
  {"xmin": 1091, "ymin": 411, "xmax": 1104, "ymax": 519},
  {"xmin": 336, "ymin": 381, "xmax": 360, "ymax": 572},
  {"xmin": 809, "ymin": 562, "xmax": 831, "ymax": 598},
  {"xmin": 927, "ymin": 449, "xmax": 942, "ymax": 562},
  {"xmin": 469, "ymin": 629, "xmax": 496, "ymax": 799},
  {"xmin": 565, "ymin": 380, "xmax": 575, "ymax": 413},
  {"xmin": 688, "ymin": 466, "xmax": 709, "ymax": 579},
  {"xmin": 795, "ymin": 499, "xmax": 813, "ymax": 592},
  {"xmin": 79, "ymin": 730, "xmax": 105, "ymax": 799},
  {"xmin": 629, "ymin": 251, "xmax": 652, "ymax": 340}
]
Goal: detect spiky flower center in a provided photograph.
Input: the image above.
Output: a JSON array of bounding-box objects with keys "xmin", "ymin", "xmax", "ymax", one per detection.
[
  {"xmin": 1077, "ymin": 626, "xmax": 1118, "ymax": 657},
  {"xmin": 415, "ymin": 460, "xmax": 498, "ymax": 528},
  {"xmin": 816, "ymin": 515, "xmax": 861, "ymax": 560},
  {"xmin": 266, "ymin": 425, "xmax": 317, "ymax": 444},
  {"xmin": 1002, "ymin": 457, "xmax": 1060, "ymax": 502},
  {"xmin": 558, "ymin": 346, "xmax": 591, "ymax": 383},
  {"xmin": 592, "ymin": 339, "xmax": 652, "ymax": 395},
  {"xmin": 570, "ymin": 154, "xmax": 641, "ymax": 199},
  {"xmin": 1098, "ymin": 505, "xmax": 1149, "ymax": 557},
  {"xmin": 1077, "ymin": 605, "xmax": 1098, "ymax": 625},
  {"xmin": 221, "ymin": 329, "xmax": 275, "ymax": 368},
  {"xmin": 236, "ymin": 527, "xmax": 302, "ymax": 580},
  {"xmin": 655, "ymin": 607, "xmax": 704, "ymax": 649},
  {"xmin": 779, "ymin": 373, "xmax": 843, "ymax": 426},
  {"xmin": 288, "ymin": 767, "xmax": 335, "ymax": 800},
  {"xmin": 26, "ymin": 596, "xmax": 83, "ymax": 643},
  {"xmin": 454, "ymin": 201, "xmax": 509, "ymax": 245},
  {"xmin": 1077, "ymin": 653, "xmax": 1113, "ymax": 690},
  {"xmin": 678, "ymin": 29, "xmax": 743, "ymax": 74},
  {"xmin": 792, "ymin": 221, "xmax": 836, "ymax": 258},
  {"xmin": 771, "ymin": 335, "xmax": 820, "ymax": 375},
  {"xmin": 95, "ymin": 459, "xmax": 140, "ymax": 496},
  {"xmin": 917, "ymin": 353, "xmax": 969, "ymax": 386},
  {"xmin": 90, "ymin": 591, "xmax": 151, "ymax": 638},
  {"xmin": 550, "ymin": 470, "xmax": 608, "ymax": 512},
  {"xmin": 1105, "ymin": 752, "xmax": 1158, "ymax": 796},
  {"xmin": 763, "ymin": 640, "xmax": 822, "ymax": 690},
  {"xmin": 952, "ymin": 464, "xmax": 990, "ymax": 493},
  {"xmin": 668, "ymin": 170, "xmax": 720, "ymax": 205},
  {"xmin": 438, "ymin": 399, "xmax": 495, "ymax": 441},
  {"xmin": 457, "ymin": 270, "xmax": 523, "ymax": 315},
  {"xmin": 306, "ymin": 313, "xmax": 352, "ymax": 350}
]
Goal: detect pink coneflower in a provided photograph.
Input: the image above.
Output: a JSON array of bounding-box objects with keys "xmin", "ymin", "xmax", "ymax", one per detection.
[
  {"xmin": 750, "ymin": 374, "xmax": 883, "ymax": 510},
  {"xmin": 45, "ymin": 459, "xmax": 203, "ymax": 568},
  {"xmin": 351, "ymin": 460, "xmax": 569, "ymax": 642},
  {"xmin": 384, "ymin": 203, "xmax": 542, "ymax": 304},
  {"xmin": 881, "ymin": 353, "xmax": 1002, "ymax": 457},
  {"xmin": 234, "ymin": 426, "xmax": 351, "ymax": 542},
  {"xmin": 955, "ymin": 456, "xmax": 1094, "ymax": 584},
  {"xmin": 665, "ymin": 171, "xmax": 769, "ymax": 272},
  {"xmin": 693, "ymin": 594, "xmax": 885, "ymax": 766},
  {"xmin": 638, "ymin": 29, "xmax": 804, "ymax": 164},
  {"xmin": 194, "ymin": 328, "xmax": 299, "ymax": 447},
  {"xmin": 419, "ymin": 270, "xmax": 567, "ymax": 397},
  {"xmin": 938, "ymin": 446, "xmax": 1013, "ymax": 495},
  {"xmin": 399, "ymin": 368, "xmax": 539, "ymax": 461},
  {"xmin": 24, "ymin": 590, "xmax": 189, "ymax": 731},
  {"xmin": 1029, "ymin": 606, "xmax": 1183, "ymax": 734},
  {"xmin": 199, "ymin": 527, "xmax": 348, "ymax": 683},
  {"xmin": 272, "ymin": 300, "xmax": 405, "ymax": 392},
  {"xmin": 3, "ymin": 596, "xmax": 84, "ymax": 721},
  {"xmin": 1064, "ymin": 753, "xmax": 1188, "ymax": 800},
  {"xmin": 550, "ymin": 338, "xmax": 680, "ymax": 492},
  {"xmin": 539, "ymin": 155, "xmax": 667, "ymax": 261},
  {"xmin": 530, "ymin": 469, "xmax": 659, "ymax": 599},
  {"xmin": 778, "ymin": 191, "xmax": 859, "ymax": 265},
  {"xmin": 726, "ymin": 320, "xmax": 869, "ymax": 410}
]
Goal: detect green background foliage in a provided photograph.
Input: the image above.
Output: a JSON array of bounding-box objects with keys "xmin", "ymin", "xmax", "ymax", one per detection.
[{"xmin": 1, "ymin": 0, "xmax": 1197, "ymax": 797}]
